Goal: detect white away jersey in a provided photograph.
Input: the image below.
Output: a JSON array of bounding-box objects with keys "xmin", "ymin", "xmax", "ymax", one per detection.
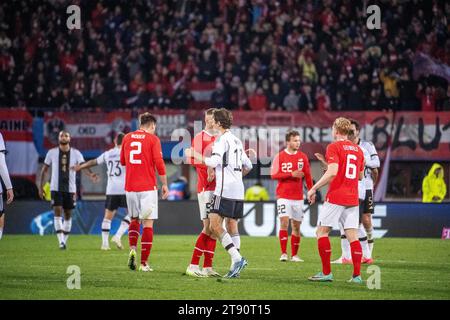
[
  {"xmin": 44, "ymin": 147, "xmax": 85, "ymax": 193},
  {"xmin": 96, "ymin": 147, "xmax": 126, "ymax": 195},
  {"xmin": 205, "ymin": 131, "xmax": 252, "ymax": 200},
  {"xmin": 0, "ymin": 132, "xmax": 12, "ymax": 193},
  {"xmin": 358, "ymin": 140, "xmax": 380, "ymax": 195}
]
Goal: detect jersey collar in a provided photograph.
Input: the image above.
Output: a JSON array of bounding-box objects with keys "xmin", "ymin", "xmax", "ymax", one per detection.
[{"xmin": 284, "ymin": 148, "xmax": 298, "ymax": 155}]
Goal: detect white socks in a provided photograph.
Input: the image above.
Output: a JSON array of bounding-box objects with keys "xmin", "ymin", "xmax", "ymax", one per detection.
[
  {"xmin": 101, "ymin": 218, "xmax": 112, "ymax": 247},
  {"xmin": 0, "ymin": 228, "xmax": 3, "ymax": 240},
  {"xmin": 114, "ymin": 215, "xmax": 131, "ymax": 239},
  {"xmin": 366, "ymin": 226, "xmax": 374, "ymax": 257},
  {"xmin": 220, "ymin": 232, "xmax": 242, "ymax": 264},
  {"xmin": 341, "ymin": 234, "xmax": 351, "ymax": 259},
  {"xmin": 231, "ymin": 233, "xmax": 240, "ymax": 251},
  {"xmin": 54, "ymin": 216, "xmax": 65, "ymax": 244},
  {"xmin": 63, "ymin": 218, "xmax": 72, "ymax": 243},
  {"xmin": 359, "ymin": 224, "xmax": 370, "ymax": 259}
]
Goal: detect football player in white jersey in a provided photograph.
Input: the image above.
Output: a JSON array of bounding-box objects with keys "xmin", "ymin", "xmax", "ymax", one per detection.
[
  {"xmin": 0, "ymin": 132, "xmax": 14, "ymax": 240},
  {"xmin": 186, "ymin": 108, "xmax": 253, "ymax": 278},
  {"xmin": 39, "ymin": 131, "xmax": 98, "ymax": 249},
  {"xmin": 73, "ymin": 133, "xmax": 131, "ymax": 250},
  {"xmin": 350, "ymin": 120, "xmax": 379, "ymax": 262}
]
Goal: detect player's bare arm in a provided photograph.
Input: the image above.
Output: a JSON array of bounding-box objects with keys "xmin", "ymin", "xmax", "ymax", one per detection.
[
  {"xmin": 159, "ymin": 175, "xmax": 169, "ymax": 199},
  {"xmin": 72, "ymin": 159, "xmax": 97, "ymax": 171},
  {"xmin": 0, "ymin": 150, "xmax": 14, "ymax": 204},
  {"xmin": 72, "ymin": 160, "xmax": 100, "ymax": 183},
  {"xmin": 314, "ymin": 153, "xmax": 328, "ymax": 171},
  {"xmin": 207, "ymin": 167, "xmax": 215, "ymax": 182},
  {"xmin": 185, "ymin": 147, "xmax": 204, "ymax": 165},
  {"xmin": 371, "ymin": 168, "xmax": 379, "ymax": 185}
]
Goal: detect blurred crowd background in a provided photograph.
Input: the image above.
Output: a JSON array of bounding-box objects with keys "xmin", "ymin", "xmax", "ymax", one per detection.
[{"xmin": 0, "ymin": 0, "xmax": 449, "ymax": 113}]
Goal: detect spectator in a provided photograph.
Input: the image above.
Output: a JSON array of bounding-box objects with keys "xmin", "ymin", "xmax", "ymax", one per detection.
[
  {"xmin": 211, "ymin": 81, "xmax": 228, "ymax": 108},
  {"xmin": 0, "ymin": 1, "xmax": 448, "ymax": 112},
  {"xmin": 172, "ymin": 83, "xmax": 194, "ymax": 109},
  {"xmin": 315, "ymin": 87, "xmax": 331, "ymax": 111},
  {"xmin": 148, "ymin": 84, "xmax": 170, "ymax": 109},
  {"xmin": 248, "ymin": 87, "xmax": 268, "ymax": 111},
  {"xmin": 283, "ymin": 89, "xmax": 300, "ymax": 112},
  {"xmin": 268, "ymin": 83, "xmax": 284, "ymax": 110},
  {"xmin": 417, "ymin": 84, "xmax": 437, "ymax": 111},
  {"xmin": 299, "ymin": 85, "xmax": 315, "ymax": 112},
  {"xmin": 380, "ymin": 68, "xmax": 399, "ymax": 98},
  {"xmin": 347, "ymin": 84, "xmax": 363, "ymax": 110},
  {"xmin": 422, "ymin": 163, "xmax": 447, "ymax": 203}
]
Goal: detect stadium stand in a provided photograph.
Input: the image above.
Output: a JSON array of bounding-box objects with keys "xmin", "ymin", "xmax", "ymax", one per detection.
[{"xmin": 0, "ymin": 0, "xmax": 449, "ymax": 113}]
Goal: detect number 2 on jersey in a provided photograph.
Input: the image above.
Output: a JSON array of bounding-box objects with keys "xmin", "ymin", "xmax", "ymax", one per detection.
[{"xmin": 130, "ymin": 141, "xmax": 142, "ymax": 164}]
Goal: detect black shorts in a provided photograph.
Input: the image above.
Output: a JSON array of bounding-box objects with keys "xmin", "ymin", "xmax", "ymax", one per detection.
[
  {"xmin": 105, "ymin": 195, "xmax": 127, "ymax": 211},
  {"xmin": 209, "ymin": 195, "xmax": 244, "ymax": 220},
  {"xmin": 360, "ymin": 189, "xmax": 374, "ymax": 215},
  {"xmin": 51, "ymin": 191, "xmax": 76, "ymax": 210}
]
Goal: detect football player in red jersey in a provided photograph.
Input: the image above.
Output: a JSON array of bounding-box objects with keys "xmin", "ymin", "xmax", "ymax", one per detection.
[
  {"xmin": 271, "ymin": 130, "xmax": 313, "ymax": 262},
  {"xmin": 185, "ymin": 108, "xmax": 221, "ymax": 278},
  {"xmin": 307, "ymin": 117, "xmax": 365, "ymax": 284},
  {"xmin": 120, "ymin": 112, "xmax": 169, "ymax": 272}
]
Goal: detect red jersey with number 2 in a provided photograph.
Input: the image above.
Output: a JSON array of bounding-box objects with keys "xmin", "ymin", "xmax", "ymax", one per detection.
[
  {"xmin": 325, "ymin": 140, "xmax": 364, "ymax": 206},
  {"xmin": 120, "ymin": 129, "xmax": 166, "ymax": 192}
]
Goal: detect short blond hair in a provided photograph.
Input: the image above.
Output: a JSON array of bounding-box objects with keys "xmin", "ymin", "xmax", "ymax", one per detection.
[{"xmin": 333, "ymin": 117, "xmax": 352, "ymax": 136}]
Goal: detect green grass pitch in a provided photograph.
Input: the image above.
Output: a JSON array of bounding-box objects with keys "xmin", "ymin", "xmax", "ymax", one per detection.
[{"xmin": 0, "ymin": 235, "xmax": 449, "ymax": 300}]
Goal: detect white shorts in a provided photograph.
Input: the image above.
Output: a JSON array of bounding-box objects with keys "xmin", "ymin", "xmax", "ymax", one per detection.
[
  {"xmin": 126, "ymin": 190, "xmax": 158, "ymax": 220},
  {"xmin": 276, "ymin": 198, "xmax": 304, "ymax": 222},
  {"xmin": 318, "ymin": 202, "xmax": 359, "ymax": 229},
  {"xmin": 197, "ymin": 191, "xmax": 213, "ymax": 220}
]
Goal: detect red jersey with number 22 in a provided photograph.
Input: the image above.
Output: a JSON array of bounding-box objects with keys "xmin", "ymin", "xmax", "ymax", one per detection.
[
  {"xmin": 325, "ymin": 140, "xmax": 364, "ymax": 206},
  {"xmin": 120, "ymin": 129, "xmax": 166, "ymax": 192}
]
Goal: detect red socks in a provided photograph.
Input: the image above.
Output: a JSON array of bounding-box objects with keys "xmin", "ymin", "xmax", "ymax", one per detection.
[
  {"xmin": 190, "ymin": 233, "xmax": 217, "ymax": 268},
  {"xmin": 350, "ymin": 240, "xmax": 363, "ymax": 277},
  {"xmin": 190, "ymin": 232, "xmax": 208, "ymax": 265},
  {"xmin": 279, "ymin": 230, "xmax": 288, "ymax": 254},
  {"xmin": 203, "ymin": 235, "xmax": 217, "ymax": 268},
  {"xmin": 128, "ymin": 219, "xmax": 140, "ymax": 248},
  {"xmin": 140, "ymin": 227, "xmax": 153, "ymax": 265},
  {"xmin": 318, "ymin": 236, "xmax": 332, "ymax": 275},
  {"xmin": 291, "ymin": 234, "xmax": 300, "ymax": 257}
]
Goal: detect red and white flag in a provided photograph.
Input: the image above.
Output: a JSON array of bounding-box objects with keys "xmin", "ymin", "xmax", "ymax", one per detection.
[{"xmin": 0, "ymin": 109, "xmax": 39, "ymax": 181}]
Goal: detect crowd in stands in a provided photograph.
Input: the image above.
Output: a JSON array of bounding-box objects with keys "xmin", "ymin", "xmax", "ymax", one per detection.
[{"xmin": 0, "ymin": 0, "xmax": 449, "ymax": 113}]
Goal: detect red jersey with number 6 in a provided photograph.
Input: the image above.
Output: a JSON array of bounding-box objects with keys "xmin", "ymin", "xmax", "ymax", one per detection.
[
  {"xmin": 120, "ymin": 129, "xmax": 166, "ymax": 192},
  {"xmin": 271, "ymin": 149, "xmax": 313, "ymax": 200},
  {"xmin": 325, "ymin": 140, "xmax": 364, "ymax": 206}
]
